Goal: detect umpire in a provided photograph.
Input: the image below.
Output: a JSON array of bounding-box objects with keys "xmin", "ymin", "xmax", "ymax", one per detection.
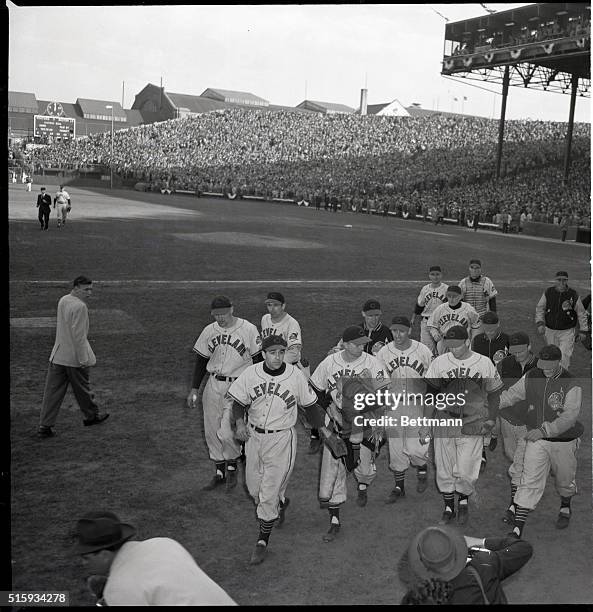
[
  {"xmin": 401, "ymin": 526, "xmax": 533, "ymax": 604},
  {"xmin": 36, "ymin": 186, "xmax": 52, "ymax": 230}
]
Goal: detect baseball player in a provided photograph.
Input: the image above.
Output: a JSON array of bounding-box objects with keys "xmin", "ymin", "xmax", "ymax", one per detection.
[
  {"xmin": 420, "ymin": 326, "xmax": 504, "ymax": 526},
  {"xmin": 328, "ymin": 299, "xmax": 394, "ymax": 357},
  {"xmin": 496, "ymin": 332, "xmax": 538, "ymax": 525},
  {"xmin": 498, "ymin": 345, "xmax": 583, "ymax": 536},
  {"xmin": 187, "ymin": 296, "xmax": 262, "ymax": 491},
  {"xmin": 412, "ymin": 265, "xmax": 448, "ymax": 355},
  {"xmin": 54, "ymin": 185, "xmax": 71, "ymax": 228},
  {"xmin": 458, "ymin": 259, "xmax": 498, "ymax": 318},
  {"xmin": 260, "ymin": 291, "xmax": 319, "ymax": 452},
  {"xmin": 535, "ymin": 271, "xmax": 589, "ymax": 369},
  {"xmin": 376, "ymin": 316, "xmax": 434, "ymax": 502},
  {"xmin": 427, "ymin": 286, "xmax": 481, "ymax": 355},
  {"xmin": 227, "ymin": 335, "xmax": 324, "ymax": 565},
  {"xmin": 471, "ymin": 310, "xmax": 510, "ymax": 469},
  {"xmin": 310, "ymin": 326, "xmax": 388, "ymax": 541}
]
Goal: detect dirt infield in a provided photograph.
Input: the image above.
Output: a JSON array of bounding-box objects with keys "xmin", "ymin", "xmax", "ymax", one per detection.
[{"xmin": 9, "ymin": 184, "xmax": 592, "ymax": 605}]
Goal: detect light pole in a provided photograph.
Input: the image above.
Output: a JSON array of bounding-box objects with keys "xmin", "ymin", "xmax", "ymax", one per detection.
[{"xmin": 106, "ymin": 105, "xmax": 114, "ymax": 189}]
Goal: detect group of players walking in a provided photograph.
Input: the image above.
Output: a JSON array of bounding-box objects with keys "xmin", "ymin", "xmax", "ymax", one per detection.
[{"xmin": 187, "ymin": 260, "xmax": 588, "ymax": 565}]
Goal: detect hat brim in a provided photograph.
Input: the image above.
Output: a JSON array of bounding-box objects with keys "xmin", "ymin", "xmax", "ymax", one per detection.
[
  {"xmin": 508, "ymin": 344, "xmax": 529, "ymax": 354},
  {"xmin": 443, "ymin": 338, "xmax": 466, "ymax": 347},
  {"xmin": 262, "ymin": 343, "xmax": 287, "ymax": 351},
  {"xmin": 264, "ymin": 300, "xmax": 284, "ymax": 305},
  {"xmin": 390, "ymin": 324, "xmax": 411, "ymax": 331},
  {"xmin": 72, "ymin": 524, "xmax": 136, "ymax": 556},
  {"xmin": 363, "ymin": 309, "xmax": 381, "ymax": 315},
  {"xmin": 408, "ymin": 526, "xmax": 468, "ymax": 581},
  {"xmin": 211, "ymin": 307, "xmax": 232, "ymax": 314},
  {"xmin": 344, "ymin": 336, "xmax": 370, "ymax": 345},
  {"xmin": 538, "ymin": 358, "xmax": 560, "ymax": 369}
]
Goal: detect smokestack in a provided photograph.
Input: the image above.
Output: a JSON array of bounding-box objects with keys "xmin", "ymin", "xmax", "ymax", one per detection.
[{"xmin": 360, "ymin": 88, "xmax": 368, "ymax": 116}]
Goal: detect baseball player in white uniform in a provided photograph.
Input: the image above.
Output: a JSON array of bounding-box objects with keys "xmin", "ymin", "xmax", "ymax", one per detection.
[
  {"xmin": 54, "ymin": 185, "xmax": 71, "ymax": 228},
  {"xmin": 187, "ymin": 296, "xmax": 262, "ymax": 491},
  {"xmin": 376, "ymin": 316, "xmax": 434, "ymax": 502},
  {"xmin": 227, "ymin": 335, "xmax": 321, "ymax": 565},
  {"xmin": 310, "ymin": 326, "xmax": 388, "ymax": 542},
  {"xmin": 427, "ymin": 286, "xmax": 481, "ymax": 355},
  {"xmin": 458, "ymin": 259, "xmax": 498, "ymax": 318},
  {"xmin": 412, "ymin": 265, "xmax": 448, "ymax": 354},
  {"xmin": 421, "ymin": 325, "xmax": 504, "ymax": 526}
]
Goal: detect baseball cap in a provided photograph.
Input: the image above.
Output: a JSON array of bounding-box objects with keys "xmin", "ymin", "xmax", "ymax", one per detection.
[
  {"xmin": 446, "ymin": 286, "xmax": 462, "ymax": 295},
  {"xmin": 555, "ymin": 271, "xmax": 569, "ymax": 279},
  {"xmin": 429, "ymin": 266, "xmax": 442, "ymax": 272},
  {"xmin": 211, "ymin": 295, "xmax": 232, "ymax": 312},
  {"xmin": 469, "ymin": 259, "xmax": 482, "ymax": 266},
  {"xmin": 265, "ymin": 292, "xmax": 285, "ymax": 304},
  {"xmin": 443, "ymin": 325, "xmax": 468, "ymax": 347},
  {"xmin": 390, "ymin": 315, "xmax": 411, "ymax": 330},
  {"xmin": 408, "ymin": 526, "xmax": 467, "ymax": 581},
  {"xmin": 508, "ymin": 332, "xmax": 530, "ymax": 353},
  {"xmin": 362, "ymin": 299, "xmax": 381, "ymax": 314},
  {"xmin": 537, "ymin": 344, "xmax": 562, "ymax": 368},
  {"xmin": 481, "ymin": 311, "xmax": 499, "ymax": 325},
  {"xmin": 342, "ymin": 325, "xmax": 371, "ymax": 345},
  {"xmin": 261, "ymin": 334, "xmax": 287, "ymax": 351}
]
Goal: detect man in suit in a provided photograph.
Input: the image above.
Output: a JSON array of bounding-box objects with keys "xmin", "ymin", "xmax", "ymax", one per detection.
[
  {"xmin": 36, "ymin": 186, "xmax": 52, "ymax": 230},
  {"xmin": 37, "ymin": 276, "xmax": 110, "ymax": 438}
]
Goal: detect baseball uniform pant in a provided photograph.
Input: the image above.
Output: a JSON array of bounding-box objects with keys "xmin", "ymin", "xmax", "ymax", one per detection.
[
  {"xmin": 387, "ymin": 431, "xmax": 429, "ymax": 473},
  {"xmin": 544, "ymin": 327, "xmax": 575, "ymax": 369},
  {"xmin": 203, "ymin": 377, "xmax": 241, "ymax": 463},
  {"xmin": 39, "ymin": 363, "xmax": 99, "ymax": 427},
  {"xmin": 514, "ymin": 438, "xmax": 579, "ymax": 510},
  {"xmin": 500, "ymin": 419, "xmax": 528, "ymax": 484},
  {"xmin": 57, "ymin": 204, "xmax": 68, "ymax": 224},
  {"xmin": 433, "ymin": 427, "xmax": 483, "ymax": 496},
  {"xmin": 354, "ymin": 444, "xmax": 378, "ymax": 487},
  {"xmin": 38, "ymin": 208, "xmax": 50, "ymax": 229},
  {"xmin": 420, "ymin": 319, "xmax": 436, "ymax": 354},
  {"xmin": 319, "ymin": 444, "xmax": 347, "ymax": 506},
  {"xmin": 245, "ymin": 426, "xmax": 297, "ymax": 522}
]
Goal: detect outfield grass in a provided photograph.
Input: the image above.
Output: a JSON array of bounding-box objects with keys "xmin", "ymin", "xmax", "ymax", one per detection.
[{"xmin": 9, "ymin": 184, "xmax": 592, "ymax": 604}]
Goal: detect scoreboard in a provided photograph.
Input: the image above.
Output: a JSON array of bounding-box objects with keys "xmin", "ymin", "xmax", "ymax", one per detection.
[{"xmin": 34, "ymin": 115, "xmax": 76, "ymax": 141}]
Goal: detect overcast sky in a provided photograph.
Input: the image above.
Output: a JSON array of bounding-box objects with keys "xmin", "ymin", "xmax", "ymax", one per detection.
[{"xmin": 7, "ymin": 2, "xmax": 591, "ymax": 122}]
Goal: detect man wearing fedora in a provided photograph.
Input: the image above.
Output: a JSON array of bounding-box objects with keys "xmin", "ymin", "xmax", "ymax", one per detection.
[
  {"xmin": 535, "ymin": 271, "xmax": 589, "ymax": 369},
  {"xmin": 498, "ymin": 344, "xmax": 584, "ymax": 535},
  {"xmin": 401, "ymin": 526, "xmax": 533, "ymax": 604},
  {"xmin": 73, "ymin": 511, "xmax": 237, "ymax": 605}
]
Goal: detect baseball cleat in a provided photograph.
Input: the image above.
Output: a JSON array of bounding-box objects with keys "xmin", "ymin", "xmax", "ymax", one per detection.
[
  {"xmin": 308, "ymin": 437, "xmax": 321, "ymax": 454},
  {"xmin": 323, "ymin": 523, "xmax": 340, "ymax": 542},
  {"xmin": 202, "ymin": 474, "xmax": 226, "ymax": 491},
  {"xmin": 356, "ymin": 487, "xmax": 368, "ymax": 507},
  {"xmin": 36, "ymin": 426, "xmax": 56, "ymax": 439},
  {"xmin": 385, "ymin": 487, "xmax": 405, "ymax": 504},
  {"xmin": 439, "ymin": 508, "xmax": 456, "ymax": 525},
  {"xmin": 83, "ymin": 412, "xmax": 110, "ymax": 427},
  {"xmin": 480, "ymin": 450, "xmax": 487, "ymax": 473},
  {"xmin": 277, "ymin": 498, "xmax": 290, "ymax": 528},
  {"xmin": 457, "ymin": 505, "xmax": 469, "ymax": 526},
  {"xmin": 225, "ymin": 469, "xmax": 237, "ymax": 491},
  {"xmin": 555, "ymin": 511, "xmax": 571, "ymax": 529},
  {"xmin": 249, "ymin": 542, "xmax": 267, "ymax": 565},
  {"xmin": 416, "ymin": 474, "xmax": 428, "ymax": 494},
  {"xmin": 502, "ymin": 507, "xmax": 515, "ymax": 524}
]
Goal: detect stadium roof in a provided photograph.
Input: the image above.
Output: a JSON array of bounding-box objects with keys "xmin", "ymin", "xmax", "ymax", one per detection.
[
  {"xmin": 76, "ymin": 99, "xmax": 127, "ymax": 121},
  {"xmin": 367, "ymin": 103, "xmax": 390, "ymax": 114},
  {"xmin": 37, "ymin": 100, "xmax": 80, "ymax": 119},
  {"xmin": 9, "ymin": 91, "xmax": 38, "ymax": 113},
  {"xmin": 201, "ymin": 88, "xmax": 269, "ymax": 106},
  {"xmin": 296, "ymin": 100, "xmax": 356, "ymax": 114},
  {"xmin": 167, "ymin": 92, "xmax": 228, "ymax": 114}
]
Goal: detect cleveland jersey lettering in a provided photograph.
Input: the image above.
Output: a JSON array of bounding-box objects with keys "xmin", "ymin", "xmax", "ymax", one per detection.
[
  {"xmin": 377, "ymin": 340, "xmax": 433, "ymax": 397},
  {"xmin": 228, "ymin": 363, "xmax": 316, "ymax": 430},
  {"xmin": 425, "ymin": 351, "xmax": 503, "ymax": 394},
  {"xmin": 194, "ymin": 318, "xmax": 261, "ymax": 377},
  {"xmin": 417, "ymin": 282, "xmax": 449, "ymax": 317},
  {"xmin": 427, "ymin": 302, "xmax": 481, "ymax": 337},
  {"xmin": 260, "ymin": 313, "xmax": 302, "ymax": 347}
]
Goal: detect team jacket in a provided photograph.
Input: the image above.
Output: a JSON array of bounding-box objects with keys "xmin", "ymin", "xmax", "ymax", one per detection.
[
  {"xmin": 496, "ymin": 353, "xmax": 538, "ymax": 425},
  {"xmin": 448, "ymin": 537, "xmax": 533, "ymax": 605},
  {"xmin": 500, "ymin": 368, "xmax": 583, "ymax": 440},
  {"xmin": 334, "ymin": 322, "xmax": 393, "ymax": 356},
  {"xmin": 535, "ymin": 286, "xmax": 588, "ymax": 331},
  {"xmin": 471, "ymin": 331, "xmax": 509, "ymax": 365}
]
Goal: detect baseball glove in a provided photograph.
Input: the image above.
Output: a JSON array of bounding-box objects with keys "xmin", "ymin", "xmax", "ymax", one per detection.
[
  {"xmin": 323, "ymin": 432, "xmax": 348, "ymax": 460},
  {"xmin": 441, "ymin": 378, "xmax": 487, "ymax": 418},
  {"xmin": 66, "ymin": 204, "xmax": 72, "ymax": 212},
  {"xmin": 340, "ymin": 376, "xmax": 378, "ymax": 421}
]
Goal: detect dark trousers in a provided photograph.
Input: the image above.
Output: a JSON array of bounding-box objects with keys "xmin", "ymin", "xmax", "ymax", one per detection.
[
  {"xmin": 38, "ymin": 208, "xmax": 50, "ymax": 229},
  {"xmin": 39, "ymin": 363, "xmax": 99, "ymax": 427}
]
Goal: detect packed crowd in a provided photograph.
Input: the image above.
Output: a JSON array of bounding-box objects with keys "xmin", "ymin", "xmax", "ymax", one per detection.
[{"xmin": 28, "ymin": 109, "xmax": 590, "ymax": 226}]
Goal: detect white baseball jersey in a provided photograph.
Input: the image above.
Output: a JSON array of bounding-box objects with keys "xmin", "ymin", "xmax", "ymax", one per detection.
[
  {"xmin": 416, "ymin": 282, "xmax": 449, "ymax": 318},
  {"xmin": 260, "ymin": 313, "xmax": 302, "ymax": 348},
  {"xmin": 425, "ymin": 351, "xmax": 504, "ymax": 397},
  {"xmin": 427, "ymin": 302, "xmax": 481, "ymax": 338},
  {"xmin": 228, "ymin": 363, "xmax": 316, "ymax": 430},
  {"xmin": 458, "ymin": 276, "xmax": 497, "ymax": 316},
  {"xmin": 377, "ymin": 340, "xmax": 433, "ymax": 395},
  {"xmin": 55, "ymin": 189, "xmax": 70, "ymax": 205},
  {"xmin": 193, "ymin": 318, "xmax": 261, "ymax": 378},
  {"xmin": 310, "ymin": 351, "xmax": 386, "ymax": 409}
]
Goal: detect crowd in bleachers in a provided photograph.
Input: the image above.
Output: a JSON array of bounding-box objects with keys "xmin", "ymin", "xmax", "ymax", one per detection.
[{"xmin": 28, "ymin": 108, "xmax": 591, "ymax": 228}]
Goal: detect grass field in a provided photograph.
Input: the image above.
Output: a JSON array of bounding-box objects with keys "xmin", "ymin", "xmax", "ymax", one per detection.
[{"xmin": 9, "ymin": 183, "xmax": 592, "ymax": 605}]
